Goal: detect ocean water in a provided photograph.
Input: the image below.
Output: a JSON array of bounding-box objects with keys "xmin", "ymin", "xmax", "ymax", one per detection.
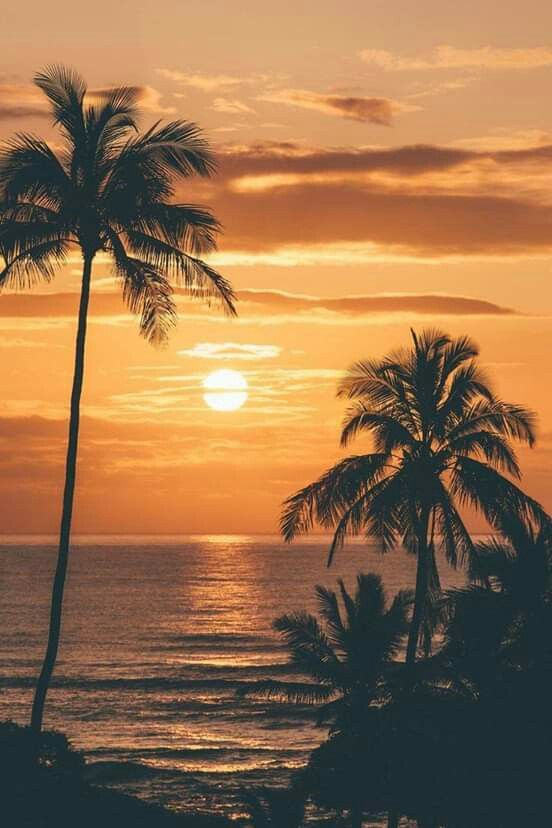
[{"xmin": 0, "ymin": 535, "xmax": 466, "ymax": 820}]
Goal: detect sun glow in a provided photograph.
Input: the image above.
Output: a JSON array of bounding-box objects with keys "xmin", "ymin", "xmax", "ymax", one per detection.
[{"xmin": 203, "ymin": 369, "xmax": 248, "ymax": 412}]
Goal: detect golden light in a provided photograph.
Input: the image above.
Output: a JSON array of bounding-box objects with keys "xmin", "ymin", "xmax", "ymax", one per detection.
[{"xmin": 203, "ymin": 369, "xmax": 248, "ymax": 412}]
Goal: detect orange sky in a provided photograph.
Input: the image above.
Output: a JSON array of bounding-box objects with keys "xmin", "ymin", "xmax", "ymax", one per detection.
[{"xmin": 1, "ymin": 0, "xmax": 551, "ymax": 533}]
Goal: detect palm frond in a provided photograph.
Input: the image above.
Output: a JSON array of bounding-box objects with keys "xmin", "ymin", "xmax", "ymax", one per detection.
[
  {"xmin": 34, "ymin": 65, "xmax": 87, "ymax": 148},
  {"xmin": 130, "ymin": 203, "xmax": 220, "ymax": 255},
  {"xmin": 314, "ymin": 585, "xmax": 346, "ymax": 648},
  {"xmin": 340, "ymin": 402, "xmax": 416, "ymax": 450},
  {"xmin": 432, "ymin": 481, "xmax": 475, "ymax": 567},
  {"xmin": 280, "ymin": 453, "xmax": 388, "ymax": 542},
  {"xmin": 451, "ymin": 456, "xmax": 549, "ymax": 535},
  {"xmin": 237, "ymin": 679, "xmax": 335, "ymax": 705},
  {"xmin": 447, "ymin": 430, "xmax": 521, "ymax": 478},
  {"xmin": 0, "ymin": 134, "xmax": 71, "ymax": 207},
  {"xmin": 86, "ymin": 86, "xmax": 140, "ymax": 169},
  {"xmin": 273, "ymin": 611, "xmax": 340, "ymax": 682},
  {"xmin": 0, "ymin": 237, "xmax": 70, "ymax": 289},
  {"xmin": 435, "ymin": 362, "xmax": 494, "ymax": 438},
  {"xmin": 121, "ymin": 228, "xmax": 235, "ymax": 314},
  {"xmin": 111, "ymin": 238, "xmax": 176, "ymax": 345},
  {"xmin": 438, "ymin": 335, "xmax": 479, "ymax": 389},
  {"xmin": 445, "ymin": 399, "xmax": 536, "ymax": 448},
  {"xmin": 127, "ymin": 120, "xmax": 216, "ymax": 178}
]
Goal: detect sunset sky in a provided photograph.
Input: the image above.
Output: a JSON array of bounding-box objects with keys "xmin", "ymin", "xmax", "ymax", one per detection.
[{"xmin": 1, "ymin": 0, "xmax": 552, "ymax": 533}]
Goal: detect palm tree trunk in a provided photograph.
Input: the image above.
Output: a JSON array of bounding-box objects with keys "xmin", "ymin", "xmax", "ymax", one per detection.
[
  {"xmin": 387, "ymin": 810, "xmax": 400, "ymax": 827},
  {"xmin": 406, "ymin": 508, "xmax": 430, "ymax": 666},
  {"xmin": 30, "ymin": 253, "xmax": 94, "ymax": 733}
]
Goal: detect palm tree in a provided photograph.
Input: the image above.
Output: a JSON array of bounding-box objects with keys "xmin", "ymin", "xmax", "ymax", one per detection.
[
  {"xmin": 421, "ymin": 518, "xmax": 552, "ymax": 827},
  {"xmin": 241, "ymin": 574, "xmax": 412, "ymax": 828},
  {"xmin": 441, "ymin": 517, "xmax": 552, "ymax": 696},
  {"xmin": 0, "ymin": 66, "xmax": 236, "ymax": 732},
  {"xmin": 281, "ymin": 329, "xmax": 547, "ymax": 666}
]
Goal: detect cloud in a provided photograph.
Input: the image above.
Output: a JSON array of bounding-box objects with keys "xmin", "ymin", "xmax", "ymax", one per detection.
[
  {"xmin": 87, "ymin": 85, "xmax": 176, "ymax": 114},
  {"xmin": 235, "ymin": 290, "xmax": 518, "ymax": 317},
  {"xmin": 191, "ymin": 140, "xmax": 552, "ymax": 258},
  {"xmin": 156, "ymin": 69, "xmax": 261, "ymax": 91},
  {"xmin": 216, "ymin": 139, "xmax": 552, "ymax": 184},
  {"xmin": 360, "ymin": 45, "xmax": 552, "ymax": 71},
  {"xmin": 217, "ymin": 141, "xmax": 473, "ymax": 183},
  {"xmin": 209, "ymin": 177, "xmax": 552, "ymax": 258},
  {"xmin": 0, "ymin": 290, "xmax": 520, "ymax": 325},
  {"xmin": 211, "ymin": 97, "xmax": 256, "ymax": 114},
  {"xmin": 178, "ymin": 342, "xmax": 282, "ymax": 360},
  {"xmin": 0, "ymin": 83, "xmax": 47, "ymax": 120},
  {"xmin": 258, "ymin": 89, "xmax": 410, "ymax": 124}
]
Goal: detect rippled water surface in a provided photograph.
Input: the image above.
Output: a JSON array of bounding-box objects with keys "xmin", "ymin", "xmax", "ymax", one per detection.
[{"xmin": 0, "ymin": 535, "xmax": 466, "ymax": 818}]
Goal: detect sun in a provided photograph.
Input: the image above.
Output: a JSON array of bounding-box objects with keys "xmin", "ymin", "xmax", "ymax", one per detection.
[{"xmin": 203, "ymin": 369, "xmax": 248, "ymax": 412}]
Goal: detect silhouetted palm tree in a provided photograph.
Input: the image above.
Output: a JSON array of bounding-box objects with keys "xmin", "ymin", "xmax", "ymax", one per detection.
[
  {"xmin": 411, "ymin": 517, "xmax": 552, "ymax": 827},
  {"xmin": 242, "ymin": 574, "xmax": 411, "ymax": 828},
  {"xmin": 282, "ymin": 329, "xmax": 546, "ymax": 665},
  {"xmin": 0, "ymin": 66, "xmax": 236, "ymax": 732},
  {"xmin": 246, "ymin": 574, "xmax": 410, "ymax": 721},
  {"xmin": 440, "ymin": 517, "xmax": 552, "ymax": 697}
]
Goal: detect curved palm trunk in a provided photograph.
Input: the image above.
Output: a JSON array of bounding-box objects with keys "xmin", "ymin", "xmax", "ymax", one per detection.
[
  {"xmin": 387, "ymin": 810, "xmax": 399, "ymax": 828},
  {"xmin": 30, "ymin": 254, "xmax": 94, "ymax": 733}
]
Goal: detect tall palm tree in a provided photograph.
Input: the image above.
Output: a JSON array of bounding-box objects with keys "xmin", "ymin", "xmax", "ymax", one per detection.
[
  {"xmin": 281, "ymin": 329, "xmax": 547, "ymax": 666},
  {"xmin": 0, "ymin": 66, "xmax": 236, "ymax": 732},
  {"xmin": 241, "ymin": 574, "xmax": 412, "ymax": 828}
]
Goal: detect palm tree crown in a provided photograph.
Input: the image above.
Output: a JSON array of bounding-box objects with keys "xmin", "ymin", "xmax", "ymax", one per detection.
[
  {"xmin": 0, "ymin": 65, "xmax": 236, "ymax": 340},
  {"xmin": 441, "ymin": 518, "xmax": 552, "ymax": 697},
  {"xmin": 282, "ymin": 329, "xmax": 546, "ymax": 659},
  {"xmin": 243, "ymin": 574, "xmax": 411, "ymax": 730}
]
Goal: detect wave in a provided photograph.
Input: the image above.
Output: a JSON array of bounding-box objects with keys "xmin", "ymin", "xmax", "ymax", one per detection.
[
  {"xmin": 89, "ymin": 746, "xmax": 305, "ymax": 760},
  {"xmin": 84, "ymin": 759, "xmax": 299, "ymax": 792},
  {"xmin": 155, "ymin": 632, "xmax": 282, "ymax": 650},
  {"xmin": 0, "ymin": 666, "xmax": 302, "ymax": 692},
  {"xmin": 84, "ymin": 760, "xmax": 180, "ymax": 783}
]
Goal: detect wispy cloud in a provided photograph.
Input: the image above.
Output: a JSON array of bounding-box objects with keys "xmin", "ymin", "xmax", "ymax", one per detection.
[
  {"xmin": 157, "ymin": 69, "xmax": 244, "ymax": 90},
  {"xmin": 0, "ymin": 83, "xmax": 47, "ymax": 120},
  {"xmin": 0, "ymin": 292, "xmax": 519, "ymax": 332},
  {"xmin": 258, "ymin": 88, "xmax": 413, "ymax": 124},
  {"xmin": 87, "ymin": 85, "xmax": 176, "ymax": 114},
  {"xmin": 360, "ymin": 45, "xmax": 552, "ymax": 71},
  {"xmin": 236, "ymin": 289, "xmax": 518, "ymax": 317},
  {"xmin": 197, "ymin": 139, "xmax": 552, "ymax": 259},
  {"xmin": 0, "ymin": 290, "xmax": 521, "ymax": 322},
  {"xmin": 156, "ymin": 69, "xmax": 267, "ymax": 91},
  {"xmin": 211, "ymin": 97, "xmax": 256, "ymax": 114},
  {"xmin": 179, "ymin": 342, "xmax": 282, "ymax": 360}
]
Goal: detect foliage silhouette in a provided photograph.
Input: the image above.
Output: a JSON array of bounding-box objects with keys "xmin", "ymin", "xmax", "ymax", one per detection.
[
  {"xmin": 281, "ymin": 329, "xmax": 546, "ymax": 664},
  {"xmin": 0, "ymin": 65, "xmax": 236, "ymax": 732},
  {"xmin": 240, "ymin": 574, "xmax": 411, "ymax": 827},
  {"xmin": 382, "ymin": 517, "xmax": 552, "ymax": 826},
  {"xmin": 303, "ymin": 517, "xmax": 552, "ymax": 827},
  {"xmin": 0, "ymin": 721, "xmax": 233, "ymax": 827},
  {"xmin": 438, "ymin": 517, "xmax": 552, "ymax": 699}
]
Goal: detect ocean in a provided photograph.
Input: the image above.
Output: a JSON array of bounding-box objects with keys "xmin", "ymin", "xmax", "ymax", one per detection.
[{"xmin": 0, "ymin": 535, "xmax": 466, "ymax": 820}]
